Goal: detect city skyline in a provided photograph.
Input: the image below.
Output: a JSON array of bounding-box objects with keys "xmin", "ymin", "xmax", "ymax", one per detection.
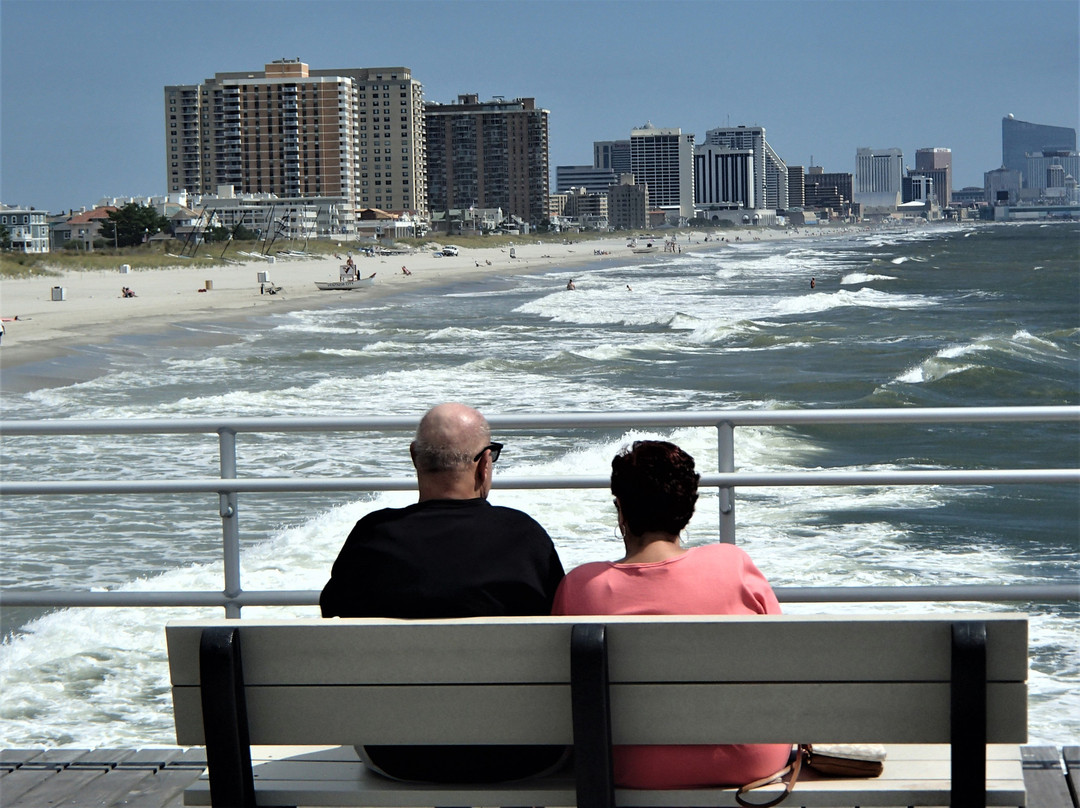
[{"xmin": 2, "ymin": 0, "xmax": 1078, "ymax": 214}]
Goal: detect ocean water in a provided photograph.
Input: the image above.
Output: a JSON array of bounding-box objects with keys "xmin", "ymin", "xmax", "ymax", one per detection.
[{"xmin": 1, "ymin": 221, "xmax": 1077, "ymax": 747}]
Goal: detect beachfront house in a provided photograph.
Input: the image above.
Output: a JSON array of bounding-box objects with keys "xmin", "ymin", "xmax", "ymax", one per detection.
[
  {"xmin": 355, "ymin": 208, "xmax": 426, "ymax": 240},
  {"xmin": 1, "ymin": 205, "xmax": 51, "ymax": 253}
]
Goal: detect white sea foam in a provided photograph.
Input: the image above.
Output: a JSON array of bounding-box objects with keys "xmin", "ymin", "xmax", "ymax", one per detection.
[
  {"xmin": 318, "ymin": 348, "xmax": 369, "ymax": 357},
  {"xmin": 770, "ymin": 287, "xmax": 933, "ymax": 316},
  {"xmin": 161, "ymin": 356, "xmax": 234, "ymax": 370},
  {"xmin": 840, "ymin": 272, "xmax": 897, "ymax": 285}
]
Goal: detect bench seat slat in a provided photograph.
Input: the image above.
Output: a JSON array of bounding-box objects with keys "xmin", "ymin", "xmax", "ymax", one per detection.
[
  {"xmin": 229, "ymin": 753, "xmax": 1024, "ymax": 783},
  {"xmin": 179, "ymin": 744, "xmax": 1026, "ymax": 807},
  {"xmin": 166, "ymin": 616, "xmax": 1028, "ymax": 686},
  {"xmin": 171, "ymin": 681, "xmax": 1027, "ymax": 745}
]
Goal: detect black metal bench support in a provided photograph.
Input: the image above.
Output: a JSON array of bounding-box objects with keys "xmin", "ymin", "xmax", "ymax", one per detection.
[
  {"xmin": 951, "ymin": 620, "xmax": 988, "ymax": 808},
  {"xmin": 199, "ymin": 626, "xmax": 259, "ymax": 808},
  {"xmin": 571, "ymin": 623, "xmax": 615, "ymax": 808}
]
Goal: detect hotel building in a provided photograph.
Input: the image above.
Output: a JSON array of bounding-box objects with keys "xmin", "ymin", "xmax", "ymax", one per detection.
[
  {"xmin": 594, "ymin": 140, "xmax": 632, "ymax": 175},
  {"xmin": 855, "ymin": 147, "xmax": 903, "ymax": 212},
  {"xmin": 914, "ymin": 148, "xmax": 952, "ymax": 207},
  {"xmin": 694, "ymin": 144, "xmax": 755, "ymax": 210},
  {"xmin": 699, "ymin": 126, "xmax": 788, "ymax": 212},
  {"xmin": 1001, "ymin": 115, "xmax": 1076, "ymax": 186},
  {"xmin": 164, "ymin": 59, "xmax": 427, "ymax": 221},
  {"xmin": 1025, "ymin": 152, "xmax": 1080, "ymax": 195},
  {"xmin": 424, "ymin": 94, "xmax": 550, "ymax": 226},
  {"xmin": 787, "ymin": 166, "xmax": 805, "ymax": 209},
  {"xmin": 630, "ymin": 124, "xmax": 695, "ymax": 222},
  {"xmin": 555, "ymin": 165, "xmax": 618, "ymax": 195}
]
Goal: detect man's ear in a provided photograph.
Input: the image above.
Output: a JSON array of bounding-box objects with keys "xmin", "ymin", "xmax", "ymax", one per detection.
[{"xmin": 474, "ymin": 452, "xmax": 491, "ymax": 488}]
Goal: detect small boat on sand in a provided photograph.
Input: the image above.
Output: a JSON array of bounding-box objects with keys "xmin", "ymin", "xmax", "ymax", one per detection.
[{"xmin": 315, "ymin": 272, "xmax": 376, "ymax": 291}]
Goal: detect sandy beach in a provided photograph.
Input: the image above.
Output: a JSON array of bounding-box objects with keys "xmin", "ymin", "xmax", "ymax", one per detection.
[{"xmin": 0, "ymin": 228, "xmax": 822, "ymax": 383}]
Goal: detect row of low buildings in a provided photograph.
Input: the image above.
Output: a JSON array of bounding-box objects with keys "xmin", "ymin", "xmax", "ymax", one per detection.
[
  {"xmin": 5, "ymin": 60, "xmax": 1077, "ymax": 253},
  {"xmin": 6, "ymin": 190, "xmax": 433, "ymax": 254}
]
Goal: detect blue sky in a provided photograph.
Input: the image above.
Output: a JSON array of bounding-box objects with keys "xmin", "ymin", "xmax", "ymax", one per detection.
[{"xmin": 2, "ymin": 0, "xmax": 1077, "ymax": 213}]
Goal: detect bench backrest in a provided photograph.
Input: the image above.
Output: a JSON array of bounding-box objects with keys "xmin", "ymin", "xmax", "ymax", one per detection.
[{"xmin": 167, "ymin": 614, "xmax": 1027, "ymax": 747}]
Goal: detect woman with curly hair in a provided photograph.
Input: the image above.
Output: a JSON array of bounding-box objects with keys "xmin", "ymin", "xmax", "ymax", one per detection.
[{"xmin": 552, "ymin": 439, "xmax": 791, "ymax": 787}]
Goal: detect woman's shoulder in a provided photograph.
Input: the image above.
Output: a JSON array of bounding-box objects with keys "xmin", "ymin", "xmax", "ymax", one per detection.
[
  {"xmin": 689, "ymin": 542, "xmax": 755, "ymax": 561},
  {"xmin": 563, "ymin": 559, "xmax": 617, "ymax": 581}
]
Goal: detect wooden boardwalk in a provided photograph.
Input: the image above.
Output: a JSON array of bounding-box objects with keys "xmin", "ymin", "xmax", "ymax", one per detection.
[{"xmin": 2, "ymin": 746, "xmax": 1078, "ymax": 807}]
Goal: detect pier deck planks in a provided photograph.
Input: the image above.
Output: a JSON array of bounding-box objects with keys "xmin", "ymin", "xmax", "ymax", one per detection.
[
  {"xmin": 0, "ymin": 748, "xmax": 206, "ymax": 808},
  {"xmin": 1023, "ymin": 746, "xmax": 1078, "ymax": 808},
  {"xmin": 1, "ymin": 746, "xmax": 1076, "ymax": 808}
]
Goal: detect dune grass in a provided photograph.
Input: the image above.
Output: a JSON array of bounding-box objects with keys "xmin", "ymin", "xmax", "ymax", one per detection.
[{"xmin": 0, "ymin": 239, "xmax": 341, "ymax": 279}]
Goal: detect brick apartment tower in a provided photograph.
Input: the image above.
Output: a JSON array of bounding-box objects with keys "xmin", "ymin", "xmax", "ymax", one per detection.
[
  {"xmin": 424, "ymin": 94, "xmax": 549, "ymax": 226},
  {"xmin": 164, "ymin": 59, "xmax": 427, "ymax": 217}
]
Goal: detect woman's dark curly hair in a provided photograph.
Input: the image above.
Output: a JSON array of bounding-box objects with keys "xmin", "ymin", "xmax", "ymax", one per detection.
[{"xmin": 611, "ymin": 440, "xmax": 699, "ymax": 537}]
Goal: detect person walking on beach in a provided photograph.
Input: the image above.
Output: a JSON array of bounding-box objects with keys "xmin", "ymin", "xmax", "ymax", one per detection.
[{"xmin": 320, "ymin": 402, "xmax": 567, "ymax": 783}]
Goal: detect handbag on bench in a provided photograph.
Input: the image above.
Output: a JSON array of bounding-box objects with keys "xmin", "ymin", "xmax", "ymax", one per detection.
[{"xmin": 735, "ymin": 743, "xmax": 886, "ymax": 807}]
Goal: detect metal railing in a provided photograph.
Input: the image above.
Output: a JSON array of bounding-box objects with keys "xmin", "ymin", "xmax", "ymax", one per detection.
[{"xmin": 2, "ymin": 406, "xmax": 1078, "ymax": 617}]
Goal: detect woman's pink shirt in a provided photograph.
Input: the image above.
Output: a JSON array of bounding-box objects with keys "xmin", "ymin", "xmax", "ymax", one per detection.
[{"xmin": 552, "ymin": 543, "xmax": 792, "ymax": 788}]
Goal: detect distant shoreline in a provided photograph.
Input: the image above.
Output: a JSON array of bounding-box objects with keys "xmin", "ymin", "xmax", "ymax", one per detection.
[{"xmin": 0, "ymin": 225, "xmax": 871, "ymax": 392}]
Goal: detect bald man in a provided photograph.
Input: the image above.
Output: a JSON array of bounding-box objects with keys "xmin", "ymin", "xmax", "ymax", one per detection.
[{"xmin": 320, "ymin": 403, "xmax": 566, "ymax": 782}]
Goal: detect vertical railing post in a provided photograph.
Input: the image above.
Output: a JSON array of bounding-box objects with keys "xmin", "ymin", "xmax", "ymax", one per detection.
[
  {"xmin": 717, "ymin": 420, "xmax": 736, "ymax": 543},
  {"xmin": 218, "ymin": 427, "xmax": 242, "ymax": 618}
]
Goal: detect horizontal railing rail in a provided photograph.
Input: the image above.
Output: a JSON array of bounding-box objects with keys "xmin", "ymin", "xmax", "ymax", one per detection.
[
  {"xmin": 3, "ymin": 468, "xmax": 1077, "ymax": 497},
  {"xmin": 1, "ymin": 405, "xmax": 1076, "ymax": 435},
  {"xmin": 3, "ymin": 584, "xmax": 1076, "ymax": 610},
  {"xmin": 2, "ymin": 406, "xmax": 1078, "ymax": 616}
]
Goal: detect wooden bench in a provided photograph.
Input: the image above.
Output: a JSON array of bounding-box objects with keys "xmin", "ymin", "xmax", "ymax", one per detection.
[{"xmin": 166, "ymin": 614, "xmax": 1029, "ymax": 807}]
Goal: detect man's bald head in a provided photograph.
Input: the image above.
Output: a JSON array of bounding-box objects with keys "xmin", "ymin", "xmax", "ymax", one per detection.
[{"xmin": 411, "ymin": 403, "xmax": 491, "ymax": 474}]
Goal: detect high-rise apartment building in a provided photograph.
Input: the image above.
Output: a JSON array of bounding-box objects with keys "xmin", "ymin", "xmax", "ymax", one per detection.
[
  {"xmin": 1001, "ymin": 115, "xmax": 1076, "ymax": 185},
  {"xmin": 700, "ymin": 126, "xmax": 788, "ymax": 211},
  {"xmin": 164, "ymin": 60, "xmax": 427, "ymax": 217},
  {"xmin": 855, "ymin": 147, "xmax": 903, "ymax": 211},
  {"xmin": 630, "ymin": 124, "xmax": 695, "ymax": 221},
  {"xmin": 424, "ymin": 94, "xmax": 549, "ymax": 226},
  {"xmin": 914, "ymin": 148, "xmax": 952, "ymax": 207},
  {"xmin": 607, "ymin": 173, "xmax": 648, "ymax": 231}
]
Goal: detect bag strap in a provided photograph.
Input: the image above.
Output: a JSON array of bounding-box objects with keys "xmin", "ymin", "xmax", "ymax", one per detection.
[{"xmin": 735, "ymin": 745, "xmax": 804, "ymax": 808}]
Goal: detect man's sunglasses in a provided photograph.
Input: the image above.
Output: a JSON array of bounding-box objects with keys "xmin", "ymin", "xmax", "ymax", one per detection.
[{"xmin": 473, "ymin": 442, "xmax": 503, "ymax": 463}]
